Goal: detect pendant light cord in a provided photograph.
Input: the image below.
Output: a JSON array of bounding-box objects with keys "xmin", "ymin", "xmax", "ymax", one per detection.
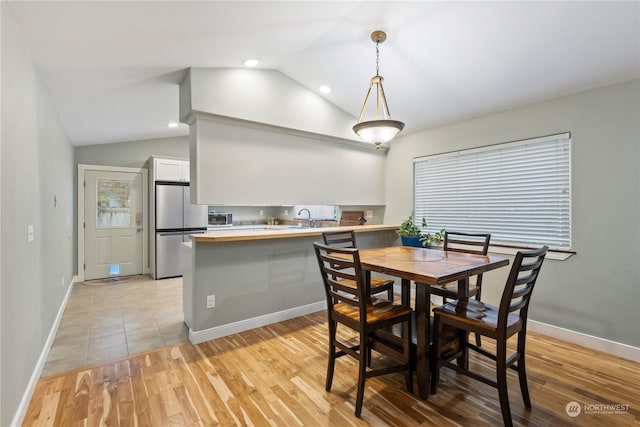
[{"xmin": 375, "ymin": 41, "xmax": 380, "ymax": 77}]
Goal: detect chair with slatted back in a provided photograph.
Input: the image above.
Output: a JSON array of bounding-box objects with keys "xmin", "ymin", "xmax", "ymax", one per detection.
[
  {"xmin": 433, "ymin": 231, "xmax": 491, "ymax": 302},
  {"xmin": 431, "ymin": 246, "xmax": 548, "ymax": 427},
  {"xmin": 419, "ymin": 231, "xmax": 491, "ymax": 346},
  {"xmin": 322, "ymin": 230, "xmax": 395, "ymax": 301},
  {"xmin": 313, "ymin": 242, "xmax": 413, "ymax": 417}
]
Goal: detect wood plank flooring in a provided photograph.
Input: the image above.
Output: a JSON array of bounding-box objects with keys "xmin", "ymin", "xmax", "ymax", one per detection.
[{"xmin": 24, "ymin": 311, "xmax": 640, "ymax": 426}]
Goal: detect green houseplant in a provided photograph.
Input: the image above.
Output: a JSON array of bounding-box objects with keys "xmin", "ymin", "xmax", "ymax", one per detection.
[
  {"xmin": 397, "ymin": 213, "xmax": 445, "ymax": 247},
  {"xmin": 419, "ymin": 223, "xmax": 446, "ymax": 247},
  {"xmin": 397, "ymin": 213, "xmax": 423, "ymax": 247}
]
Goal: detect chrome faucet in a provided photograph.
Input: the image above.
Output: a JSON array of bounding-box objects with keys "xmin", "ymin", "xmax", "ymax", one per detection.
[{"xmin": 297, "ymin": 208, "xmax": 314, "ymax": 228}]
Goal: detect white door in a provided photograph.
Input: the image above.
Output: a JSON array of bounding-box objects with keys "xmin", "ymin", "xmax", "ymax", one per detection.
[{"xmin": 84, "ymin": 170, "xmax": 143, "ymax": 280}]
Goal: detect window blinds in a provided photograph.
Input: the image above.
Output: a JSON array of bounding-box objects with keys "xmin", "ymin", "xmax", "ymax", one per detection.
[{"xmin": 414, "ymin": 133, "xmax": 571, "ymax": 249}]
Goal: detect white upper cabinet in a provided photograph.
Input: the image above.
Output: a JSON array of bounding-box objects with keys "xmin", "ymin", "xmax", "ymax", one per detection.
[{"xmin": 154, "ymin": 158, "xmax": 190, "ymax": 182}]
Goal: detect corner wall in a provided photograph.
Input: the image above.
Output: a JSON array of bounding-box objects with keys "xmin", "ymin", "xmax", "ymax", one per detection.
[
  {"xmin": 1, "ymin": 2, "xmax": 75, "ymax": 424},
  {"xmin": 386, "ymin": 80, "xmax": 640, "ymax": 347}
]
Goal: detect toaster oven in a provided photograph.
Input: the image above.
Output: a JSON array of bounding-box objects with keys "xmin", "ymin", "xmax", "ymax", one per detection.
[{"xmin": 208, "ymin": 212, "xmax": 233, "ymax": 227}]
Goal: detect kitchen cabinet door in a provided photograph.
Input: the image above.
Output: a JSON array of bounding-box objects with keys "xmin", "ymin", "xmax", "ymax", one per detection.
[{"xmin": 155, "ymin": 158, "xmax": 189, "ymax": 182}]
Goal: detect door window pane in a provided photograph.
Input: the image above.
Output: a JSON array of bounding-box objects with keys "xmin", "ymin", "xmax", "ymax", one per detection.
[{"xmin": 97, "ymin": 179, "xmax": 132, "ymax": 227}]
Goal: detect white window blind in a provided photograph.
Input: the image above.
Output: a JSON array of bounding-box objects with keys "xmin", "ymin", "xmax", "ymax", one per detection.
[{"xmin": 414, "ymin": 133, "xmax": 571, "ymax": 250}]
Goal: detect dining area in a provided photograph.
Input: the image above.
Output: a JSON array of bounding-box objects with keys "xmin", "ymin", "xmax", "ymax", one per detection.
[
  {"xmin": 314, "ymin": 229, "xmax": 548, "ymax": 426},
  {"xmin": 23, "ymin": 224, "xmax": 639, "ymax": 426}
]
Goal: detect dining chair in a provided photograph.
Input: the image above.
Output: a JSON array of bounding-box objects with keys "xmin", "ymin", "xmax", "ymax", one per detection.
[
  {"xmin": 322, "ymin": 230, "xmax": 395, "ymax": 301},
  {"xmin": 434, "ymin": 231, "xmax": 492, "ymax": 301},
  {"xmin": 431, "ymin": 246, "xmax": 548, "ymax": 427},
  {"xmin": 313, "ymin": 242, "xmax": 413, "ymax": 417},
  {"xmin": 419, "ymin": 231, "xmax": 491, "ymax": 346}
]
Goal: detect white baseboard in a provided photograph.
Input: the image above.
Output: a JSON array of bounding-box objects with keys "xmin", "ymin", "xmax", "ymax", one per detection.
[
  {"xmin": 11, "ymin": 276, "xmax": 77, "ymax": 427},
  {"xmin": 528, "ymin": 320, "xmax": 640, "ymax": 362},
  {"xmin": 189, "ymin": 301, "xmax": 327, "ymax": 344},
  {"xmin": 188, "ymin": 303, "xmax": 639, "ymax": 362}
]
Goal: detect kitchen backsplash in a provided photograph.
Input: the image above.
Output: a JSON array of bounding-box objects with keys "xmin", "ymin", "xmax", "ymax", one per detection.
[{"xmin": 206, "ymin": 205, "xmax": 387, "ymax": 226}]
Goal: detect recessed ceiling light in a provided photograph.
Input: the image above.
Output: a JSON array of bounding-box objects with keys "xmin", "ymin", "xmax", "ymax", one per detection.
[
  {"xmin": 319, "ymin": 85, "xmax": 332, "ymax": 94},
  {"xmin": 243, "ymin": 59, "xmax": 259, "ymax": 67},
  {"xmin": 168, "ymin": 122, "xmax": 178, "ymax": 128}
]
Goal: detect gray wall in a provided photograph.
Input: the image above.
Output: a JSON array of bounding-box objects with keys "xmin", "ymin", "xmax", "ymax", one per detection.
[
  {"xmin": 1, "ymin": 2, "xmax": 75, "ymax": 424},
  {"xmin": 182, "ymin": 68, "xmax": 357, "ymax": 141},
  {"xmin": 190, "ymin": 118, "xmax": 387, "ymax": 205},
  {"xmin": 385, "ymin": 80, "xmax": 640, "ymax": 347},
  {"xmin": 74, "ymin": 135, "xmax": 189, "ymax": 168}
]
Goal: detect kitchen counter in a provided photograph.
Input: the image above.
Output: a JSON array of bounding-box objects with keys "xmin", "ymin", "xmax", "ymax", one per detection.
[
  {"xmin": 182, "ymin": 224, "xmax": 399, "ymax": 344},
  {"xmin": 191, "ymin": 224, "xmax": 399, "ymax": 242}
]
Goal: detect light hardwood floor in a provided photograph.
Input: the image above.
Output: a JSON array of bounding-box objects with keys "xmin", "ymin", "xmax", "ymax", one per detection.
[{"xmin": 25, "ymin": 311, "xmax": 639, "ymax": 426}]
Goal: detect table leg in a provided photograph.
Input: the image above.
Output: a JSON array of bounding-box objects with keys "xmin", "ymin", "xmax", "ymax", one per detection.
[
  {"xmin": 456, "ymin": 278, "xmax": 470, "ymax": 370},
  {"xmin": 401, "ymin": 278, "xmax": 410, "ymax": 308},
  {"xmin": 415, "ymin": 282, "xmax": 429, "ymax": 399}
]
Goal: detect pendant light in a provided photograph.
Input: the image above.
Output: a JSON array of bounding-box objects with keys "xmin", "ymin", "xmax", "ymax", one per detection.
[{"xmin": 353, "ymin": 30, "xmax": 405, "ymax": 149}]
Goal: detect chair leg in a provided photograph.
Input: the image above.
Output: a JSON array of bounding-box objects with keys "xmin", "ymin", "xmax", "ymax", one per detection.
[
  {"xmin": 455, "ymin": 330, "xmax": 468, "ymax": 369},
  {"xmin": 430, "ymin": 314, "xmax": 442, "ymax": 394},
  {"xmin": 474, "ymin": 293, "xmax": 482, "ymax": 347},
  {"xmin": 355, "ymin": 334, "xmax": 368, "ymax": 417},
  {"xmin": 325, "ymin": 320, "xmax": 337, "ymax": 391},
  {"xmin": 517, "ymin": 331, "xmax": 531, "ymax": 408},
  {"xmin": 404, "ymin": 319, "xmax": 413, "ymax": 393},
  {"xmin": 387, "ymin": 286, "xmax": 394, "ymax": 302},
  {"xmin": 496, "ymin": 338, "xmax": 513, "ymax": 427}
]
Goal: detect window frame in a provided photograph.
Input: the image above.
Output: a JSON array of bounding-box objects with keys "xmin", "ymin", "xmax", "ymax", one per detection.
[{"xmin": 413, "ymin": 132, "xmax": 574, "ymax": 259}]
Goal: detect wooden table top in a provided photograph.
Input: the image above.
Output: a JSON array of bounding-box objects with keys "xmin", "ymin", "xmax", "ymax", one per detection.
[
  {"xmin": 355, "ymin": 246, "xmax": 509, "ymax": 285},
  {"xmin": 191, "ymin": 224, "xmax": 399, "ymax": 243}
]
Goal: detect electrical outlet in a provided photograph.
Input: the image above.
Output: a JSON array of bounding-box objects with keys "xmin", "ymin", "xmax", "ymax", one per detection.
[
  {"xmin": 259, "ymin": 209, "xmax": 264, "ymax": 216},
  {"xmin": 61, "ymin": 276, "xmax": 65, "ymax": 287},
  {"xmin": 284, "ymin": 210, "xmax": 288, "ymax": 216},
  {"xmin": 366, "ymin": 210, "xmax": 374, "ymax": 218},
  {"xmin": 206, "ymin": 294, "xmax": 215, "ymax": 308}
]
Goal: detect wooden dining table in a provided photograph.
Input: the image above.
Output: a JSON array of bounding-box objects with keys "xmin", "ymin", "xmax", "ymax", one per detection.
[{"xmin": 357, "ymin": 245, "xmax": 509, "ymax": 399}]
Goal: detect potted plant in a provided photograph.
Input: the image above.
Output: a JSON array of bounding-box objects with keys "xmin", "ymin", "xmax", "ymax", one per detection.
[
  {"xmin": 266, "ymin": 216, "xmax": 278, "ymax": 225},
  {"xmin": 419, "ymin": 223, "xmax": 446, "ymax": 247},
  {"xmin": 396, "ymin": 213, "xmax": 423, "ymax": 247},
  {"xmin": 397, "ymin": 213, "xmax": 446, "ymax": 248}
]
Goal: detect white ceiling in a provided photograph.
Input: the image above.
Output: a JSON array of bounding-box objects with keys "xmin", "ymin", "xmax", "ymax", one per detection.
[{"xmin": 7, "ymin": 1, "xmax": 640, "ymax": 147}]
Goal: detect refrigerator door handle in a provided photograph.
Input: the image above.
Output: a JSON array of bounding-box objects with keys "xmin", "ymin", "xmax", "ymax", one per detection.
[{"xmin": 158, "ymin": 231, "xmax": 183, "ymax": 237}]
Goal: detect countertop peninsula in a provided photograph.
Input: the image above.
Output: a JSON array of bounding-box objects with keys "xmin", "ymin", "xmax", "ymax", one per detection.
[
  {"xmin": 182, "ymin": 224, "xmax": 399, "ymax": 343},
  {"xmin": 191, "ymin": 224, "xmax": 399, "ymax": 243}
]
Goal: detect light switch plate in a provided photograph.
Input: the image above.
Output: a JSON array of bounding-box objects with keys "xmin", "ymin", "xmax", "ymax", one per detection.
[
  {"xmin": 27, "ymin": 225, "xmax": 34, "ymax": 242},
  {"xmin": 206, "ymin": 294, "xmax": 215, "ymax": 308},
  {"xmin": 366, "ymin": 210, "xmax": 374, "ymax": 218}
]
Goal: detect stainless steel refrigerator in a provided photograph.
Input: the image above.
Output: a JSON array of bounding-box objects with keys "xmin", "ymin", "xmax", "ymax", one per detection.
[{"xmin": 155, "ymin": 182, "xmax": 207, "ymax": 279}]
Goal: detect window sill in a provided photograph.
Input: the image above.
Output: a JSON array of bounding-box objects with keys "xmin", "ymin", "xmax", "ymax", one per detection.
[
  {"xmin": 487, "ymin": 245, "xmax": 574, "ymax": 261},
  {"xmin": 430, "ymin": 243, "xmax": 574, "ymax": 261}
]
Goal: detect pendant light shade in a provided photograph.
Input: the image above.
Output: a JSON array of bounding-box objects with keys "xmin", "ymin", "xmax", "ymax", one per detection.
[
  {"xmin": 353, "ymin": 119, "xmax": 405, "ymax": 144},
  {"xmin": 353, "ymin": 30, "xmax": 405, "ymax": 149}
]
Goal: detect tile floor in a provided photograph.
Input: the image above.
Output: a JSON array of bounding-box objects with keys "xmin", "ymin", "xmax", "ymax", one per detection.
[{"xmin": 42, "ymin": 275, "xmax": 188, "ymax": 377}]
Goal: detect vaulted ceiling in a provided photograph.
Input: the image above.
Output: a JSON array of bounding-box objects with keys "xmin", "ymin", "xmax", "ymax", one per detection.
[{"xmin": 6, "ymin": 1, "xmax": 639, "ymax": 146}]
